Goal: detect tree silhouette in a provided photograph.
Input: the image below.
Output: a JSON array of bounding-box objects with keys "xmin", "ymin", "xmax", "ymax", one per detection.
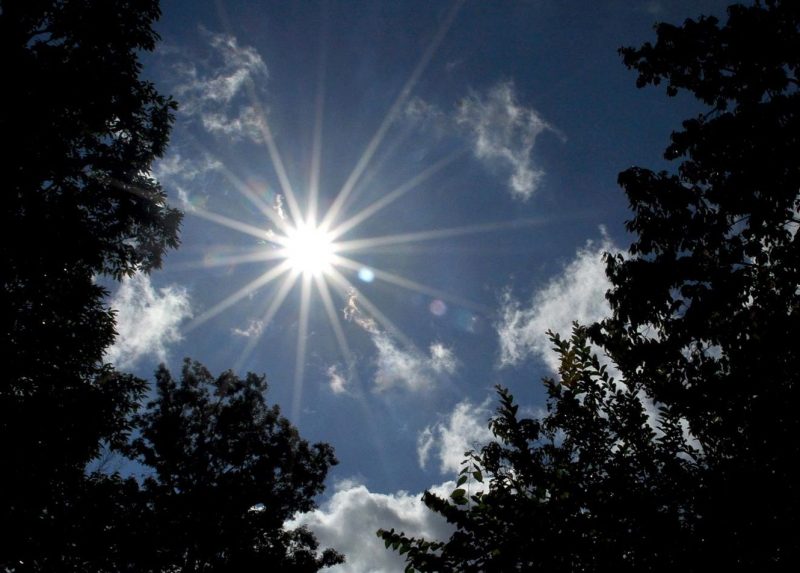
[
  {"xmin": 1, "ymin": 2, "xmax": 344, "ymax": 571},
  {"xmin": 1, "ymin": 0, "xmax": 181, "ymax": 568},
  {"xmin": 598, "ymin": 1, "xmax": 800, "ymax": 565},
  {"xmin": 123, "ymin": 361, "xmax": 344, "ymax": 572},
  {"xmin": 381, "ymin": 329, "xmax": 697, "ymax": 572},
  {"xmin": 380, "ymin": 1, "xmax": 800, "ymax": 570}
]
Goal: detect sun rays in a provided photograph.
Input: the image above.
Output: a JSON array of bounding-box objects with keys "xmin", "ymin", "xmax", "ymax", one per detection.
[
  {"xmin": 176, "ymin": 0, "xmax": 543, "ymax": 419},
  {"xmin": 181, "ymin": 168, "xmax": 550, "ymax": 419}
]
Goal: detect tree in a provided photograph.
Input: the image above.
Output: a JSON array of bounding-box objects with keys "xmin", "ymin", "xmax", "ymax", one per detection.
[
  {"xmin": 380, "ymin": 1, "xmax": 800, "ymax": 570},
  {"xmin": 125, "ymin": 360, "xmax": 344, "ymax": 572},
  {"xmin": 598, "ymin": 1, "xmax": 800, "ymax": 565},
  {"xmin": 380, "ymin": 329, "xmax": 697, "ymax": 572},
  {"xmin": 1, "ymin": 3, "xmax": 344, "ymax": 571},
  {"xmin": 1, "ymin": 0, "xmax": 180, "ymax": 569}
]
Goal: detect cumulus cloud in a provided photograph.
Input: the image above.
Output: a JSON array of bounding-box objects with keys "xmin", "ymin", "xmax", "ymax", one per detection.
[
  {"xmin": 106, "ymin": 272, "xmax": 192, "ymax": 369},
  {"xmin": 418, "ymin": 398, "xmax": 494, "ymax": 474},
  {"xmin": 496, "ymin": 231, "xmax": 621, "ymax": 372},
  {"xmin": 457, "ymin": 81, "xmax": 557, "ymax": 200},
  {"xmin": 290, "ymin": 480, "xmax": 456, "ymax": 573},
  {"xmin": 171, "ymin": 29, "xmax": 268, "ymax": 142},
  {"xmin": 343, "ymin": 290, "xmax": 458, "ymax": 392}
]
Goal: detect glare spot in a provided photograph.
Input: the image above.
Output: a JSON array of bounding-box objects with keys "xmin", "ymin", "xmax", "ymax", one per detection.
[
  {"xmin": 283, "ymin": 223, "xmax": 334, "ymax": 276},
  {"xmin": 358, "ymin": 267, "xmax": 375, "ymax": 283},
  {"xmin": 429, "ymin": 299, "xmax": 447, "ymax": 316}
]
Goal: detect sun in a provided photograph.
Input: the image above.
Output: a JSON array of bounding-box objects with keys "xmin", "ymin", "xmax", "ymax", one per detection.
[{"xmin": 281, "ymin": 222, "xmax": 335, "ymax": 277}]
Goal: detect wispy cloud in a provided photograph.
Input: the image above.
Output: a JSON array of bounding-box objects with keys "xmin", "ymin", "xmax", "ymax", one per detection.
[
  {"xmin": 404, "ymin": 96, "xmax": 449, "ymax": 135},
  {"xmin": 199, "ymin": 106, "xmax": 265, "ymax": 142},
  {"xmin": 152, "ymin": 152, "xmax": 222, "ymax": 211},
  {"xmin": 106, "ymin": 272, "xmax": 192, "ymax": 369},
  {"xmin": 290, "ymin": 479, "xmax": 455, "ymax": 573},
  {"xmin": 406, "ymin": 81, "xmax": 558, "ymax": 200},
  {"xmin": 428, "ymin": 343, "xmax": 457, "ymax": 374},
  {"xmin": 327, "ymin": 364, "xmax": 349, "ymax": 395},
  {"xmin": 153, "ymin": 152, "xmax": 222, "ymax": 182},
  {"xmin": 231, "ymin": 319, "xmax": 264, "ymax": 338},
  {"xmin": 273, "ymin": 194, "xmax": 287, "ymax": 221},
  {"xmin": 457, "ymin": 81, "xmax": 557, "ymax": 200},
  {"xmin": 494, "ymin": 233, "xmax": 673, "ymax": 437},
  {"xmin": 496, "ymin": 231, "xmax": 620, "ymax": 372},
  {"xmin": 171, "ymin": 29, "xmax": 268, "ymax": 142},
  {"xmin": 343, "ymin": 291, "xmax": 457, "ymax": 392},
  {"xmin": 372, "ymin": 336, "xmax": 458, "ymax": 392},
  {"xmin": 417, "ymin": 398, "xmax": 494, "ymax": 474}
]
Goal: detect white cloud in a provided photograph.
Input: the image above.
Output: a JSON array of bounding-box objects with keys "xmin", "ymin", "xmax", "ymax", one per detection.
[
  {"xmin": 153, "ymin": 152, "xmax": 222, "ymax": 182},
  {"xmin": 327, "ymin": 364, "xmax": 348, "ymax": 395},
  {"xmin": 200, "ymin": 105, "xmax": 265, "ymax": 142},
  {"xmin": 429, "ymin": 342, "xmax": 457, "ymax": 374},
  {"xmin": 372, "ymin": 336, "xmax": 458, "ymax": 392},
  {"xmin": 232, "ymin": 319, "xmax": 264, "ymax": 338},
  {"xmin": 344, "ymin": 290, "xmax": 458, "ymax": 392},
  {"xmin": 343, "ymin": 289, "xmax": 379, "ymax": 334},
  {"xmin": 457, "ymin": 81, "xmax": 557, "ymax": 200},
  {"xmin": 496, "ymin": 231, "xmax": 620, "ymax": 372},
  {"xmin": 494, "ymin": 234, "xmax": 673, "ymax": 437},
  {"xmin": 418, "ymin": 398, "xmax": 494, "ymax": 474},
  {"xmin": 171, "ymin": 30, "xmax": 268, "ymax": 142},
  {"xmin": 273, "ymin": 193, "xmax": 287, "ymax": 221},
  {"xmin": 106, "ymin": 272, "xmax": 192, "ymax": 369},
  {"xmin": 291, "ymin": 480, "xmax": 456, "ymax": 573}
]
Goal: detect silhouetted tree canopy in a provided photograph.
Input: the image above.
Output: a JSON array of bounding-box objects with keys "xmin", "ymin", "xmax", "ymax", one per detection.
[
  {"xmin": 2, "ymin": 361, "xmax": 345, "ymax": 572},
  {"xmin": 381, "ymin": 329, "xmax": 698, "ymax": 572},
  {"xmin": 123, "ymin": 361, "xmax": 344, "ymax": 572},
  {"xmin": 597, "ymin": 0, "xmax": 800, "ymax": 565},
  {"xmin": 1, "ymin": 2, "xmax": 343, "ymax": 572},
  {"xmin": 380, "ymin": 1, "xmax": 800, "ymax": 570},
  {"xmin": 1, "ymin": 0, "xmax": 181, "ymax": 569}
]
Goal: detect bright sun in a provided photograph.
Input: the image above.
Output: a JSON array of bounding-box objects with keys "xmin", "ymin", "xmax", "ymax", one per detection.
[{"xmin": 282, "ymin": 223, "xmax": 335, "ymax": 276}]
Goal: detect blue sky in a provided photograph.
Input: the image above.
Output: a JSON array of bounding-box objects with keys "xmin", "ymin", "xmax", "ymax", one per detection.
[{"xmin": 106, "ymin": 1, "xmax": 729, "ymax": 569}]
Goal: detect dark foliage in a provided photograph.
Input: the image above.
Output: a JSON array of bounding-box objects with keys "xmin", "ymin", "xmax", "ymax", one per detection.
[
  {"xmin": 380, "ymin": 1, "xmax": 800, "ymax": 571},
  {"xmin": 1, "ymin": 0, "xmax": 180, "ymax": 569},
  {"xmin": 381, "ymin": 329, "xmax": 697, "ymax": 572},
  {"xmin": 600, "ymin": 0, "xmax": 800, "ymax": 566},
  {"xmin": 2, "ymin": 2, "xmax": 342, "ymax": 571},
  {"xmin": 124, "ymin": 361, "xmax": 344, "ymax": 572}
]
